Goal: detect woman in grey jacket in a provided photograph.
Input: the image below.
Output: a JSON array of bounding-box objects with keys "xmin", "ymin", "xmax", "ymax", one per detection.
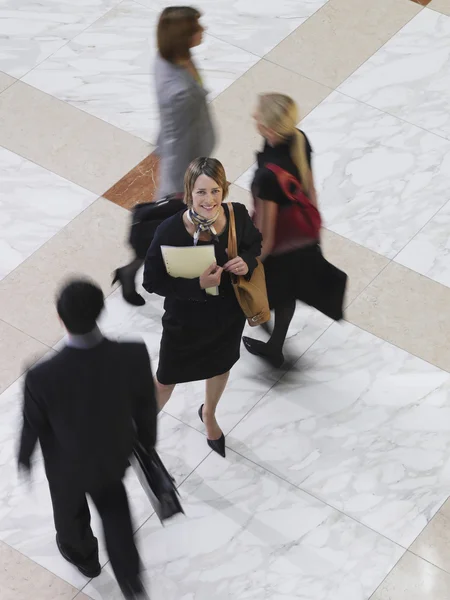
[
  {"xmin": 155, "ymin": 6, "xmax": 216, "ymax": 198},
  {"xmin": 113, "ymin": 6, "xmax": 216, "ymax": 306}
]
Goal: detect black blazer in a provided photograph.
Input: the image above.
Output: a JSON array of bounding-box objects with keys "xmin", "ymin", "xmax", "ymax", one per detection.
[
  {"xmin": 143, "ymin": 202, "xmax": 262, "ymax": 303},
  {"xmin": 18, "ymin": 339, "xmax": 157, "ymax": 490}
]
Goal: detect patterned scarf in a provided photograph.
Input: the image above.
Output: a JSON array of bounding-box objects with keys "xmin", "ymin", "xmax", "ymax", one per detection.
[{"xmin": 187, "ymin": 208, "xmax": 220, "ymax": 246}]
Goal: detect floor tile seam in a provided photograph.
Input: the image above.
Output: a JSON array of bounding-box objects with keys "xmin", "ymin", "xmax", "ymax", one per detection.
[
  {"xmin": 367, "ymin": 551, "xmax": 405, "ymax": 599},
  {"xmin": 223, "ymin": 320, "xmax": 336, "ymax": 441},
  {"xmin": 0, "ymin": 78, "xmax": 153, "ymax": 153},
  {"xmin": 132, "ymin": 0, "xmax": 263, "ymax": 62},
  {"xmin": 263, "ymin": 2, "xmax": 424, "ymax": 91},
  {"xmin": 336, "ymin": 88, "xmax": 450, "ymax": 145},
  {"xmin": 389, "ymin": 197, "xmax": 450, "ymax": 263},
  {"xmin": 259, "ymin": 0, "xmax": 336, "ymax": 62},
  {"xmin": 408, "ymin": 544, "xmax": 450, "ymax": 577},
  {"xmin": 344, "ymin": 315, "xmax": 450, "ymax": 374},
  {"xmin": 0, "ymin": 77, "xmax": 18, "ymax": 97},
  {"xmin": 221, "ymin": 445, "xmax": 409, "ymax": 554},
  {"xmin": 0, "ymin": 141, "xmax": 106, "ymax": 197},
  {"xmin": 0, "ymin": 193, "xmax": 126, "ymax": 287},
  {"xmin": 132, "ymin": 0, "xmax": 330, "ymax": 64},
  {"xmin": 0, "ymin": 260, "xmax": 125, "ymax": 360},
  {"xmin": 76, "ymin": 451, "xmax": 215, "ymax": 597},
  {"xmin": 428, "ymin": 5, "xmax": 449, "ymax": 17},
  {"xmin": 0, "ymin": 317, "xmax": 53, "ymax": 354},
  {"xmin": 14, "ymin": 0, "xmax": 126, "ymax": 85},
  {"xmin": 0, "ymin": 539, "xmax": 82, "ymax": 595}
]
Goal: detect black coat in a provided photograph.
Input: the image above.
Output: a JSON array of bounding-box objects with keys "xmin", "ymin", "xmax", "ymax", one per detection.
[{"xmin": 17, "ymin": 339, "xmax": 157, "ymax": 490}]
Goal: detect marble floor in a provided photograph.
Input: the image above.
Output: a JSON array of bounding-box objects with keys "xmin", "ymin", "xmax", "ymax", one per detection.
[{"xmin": 1, "ymin": 0, "xmax": 450, "ymax": 598}]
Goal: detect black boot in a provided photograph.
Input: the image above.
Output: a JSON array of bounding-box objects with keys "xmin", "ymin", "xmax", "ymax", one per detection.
[{"xmin": 112, "ymin": 259, "xmax": 145, "ymax": 306}]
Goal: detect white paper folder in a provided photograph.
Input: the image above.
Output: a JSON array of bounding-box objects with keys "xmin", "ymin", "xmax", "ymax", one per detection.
[{"xmin": 161, "ymin": 245, "xmax": 218, "ymax": 296}]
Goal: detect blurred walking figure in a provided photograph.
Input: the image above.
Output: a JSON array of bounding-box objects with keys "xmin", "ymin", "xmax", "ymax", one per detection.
[
  {"xmin": 155, "ymin": 6, "xmax": 215, "ymax": 198},
  {"xmin": 17, "ymin": 279, "xmax": 157, "ymax": 600},
  {"xmin": 243, "ymin": 93, "xmax": 347, "ymax": 368},
  {"xmin": 112, "ymin": 6, "xmax": 215, "ymax": 306},
  {"xmin": 143, "ymin": 158, "xmax": 261, "ymax": 458}
]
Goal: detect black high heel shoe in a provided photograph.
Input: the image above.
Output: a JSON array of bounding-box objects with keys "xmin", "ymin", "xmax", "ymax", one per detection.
[
  {"xmin": 242, "ymin": 337, "xmax": 284, "ymax": 369},
  {"xmin": 112, "ymin": 267, "xmax": 145, "ymax": 307},
  {"xmin": 198, "ymin": 404, "xmax": 226, "ymax": 458}
]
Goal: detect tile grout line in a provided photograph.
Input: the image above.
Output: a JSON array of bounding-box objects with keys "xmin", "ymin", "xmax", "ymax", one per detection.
[
  {"xmin": 264, "ymin": 1, "xmax": 424, "ymax": 96},
  {"xmin": 228, "ymin": 444, "xmax": 409, "ymax": 553},
  {"xmin": 0, "ymin": 539, "xmax": 84, "ymax": 598},
  {"xmin": 14, "ymin": 0, "xmax": 126, "ymax": 85},
  {"xmin": 0, "ymin": 142, "xmax": 105, "ymax": 198}
]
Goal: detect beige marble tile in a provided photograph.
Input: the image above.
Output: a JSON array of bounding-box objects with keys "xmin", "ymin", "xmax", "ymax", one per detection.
[
  {"xmin": 0, "ymin": 541, "xmax": 83, "ymax": 599},
  {"xmin": 371, "ymin": 551, "xmax": 450, "ymax": 599},
  {"xmin": 226, "ymin": 183, "xmax": 254, "ymax": 213},
  {"xmin": 410, "ymin": 502, "xmax": 450, "ymax": 573},
  {"xmin": 0, "ymin": 72, "xmax": 15, "ymax": 94},
  {"xmin": 0, "ymin": 320, "xmax": 48, "ymax": 395},
  {"xmin": 266, "ymin": 0, "xmax": 422, "ymax": 89},
  {"xmin": 320, "ymin": 229, "xmax": 390, "ymax": 306},
  {"xmin": 0, "ymin": 82, "xmax": 152, "ymax": 195},
  {"xmin": 347, "ymin": 262, "xmax": 450, "ymax": 372},
  {"xmin": 211, "ymin": 58, "xmax": 331, "ymax": 182},
  {"xmin": 0, "ymin": 198, "xmax": 132, "ymax": 347},
  {"xmin": 429, "ymin": 0, "xmax": 450, "ymax": 16}
]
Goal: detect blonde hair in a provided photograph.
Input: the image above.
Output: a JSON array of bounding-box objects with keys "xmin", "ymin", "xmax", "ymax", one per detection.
[
  {"xmin": 183, "ymin": 157, "xmax": 229, "ymax": 207},
  {"xmin": 258, "ymin": 93, "xmax": 311, "ymax": 195}
]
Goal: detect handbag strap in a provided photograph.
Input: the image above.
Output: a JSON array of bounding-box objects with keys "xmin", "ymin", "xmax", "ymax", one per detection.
[{"xmin": 226, "ymin": 203, "xmax": 238, "ymax": 259}]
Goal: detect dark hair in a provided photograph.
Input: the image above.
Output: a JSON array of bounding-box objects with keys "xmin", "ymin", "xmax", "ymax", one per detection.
[
  {"xmin": 56, "ymin": 279, "xmax": 105, "ymax": 335},
  {"xmin": 157, "ymin": 6, "xmax": 202, "ymax": 62},
  {"xmin": 183, "ymin": 157, "xmax": 229, "ymax": 207}
]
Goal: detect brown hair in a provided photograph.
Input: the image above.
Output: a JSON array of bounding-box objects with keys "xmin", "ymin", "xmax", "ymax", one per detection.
[
  {"xmin": 157, "ymin": 6, "xmax": 202, "ymax": 63},
  {"xmin": 183, "ymin": 157, "xmax": 229, "ymax": 207},
  {"xmin": 258, "ymin": 93, "xmax": 311, "ymax": 196}
]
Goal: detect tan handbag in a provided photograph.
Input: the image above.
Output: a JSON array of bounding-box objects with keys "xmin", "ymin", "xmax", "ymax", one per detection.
[{"xmin": 227, "ymin": 203, "xmax": 270, "ymax": 327}]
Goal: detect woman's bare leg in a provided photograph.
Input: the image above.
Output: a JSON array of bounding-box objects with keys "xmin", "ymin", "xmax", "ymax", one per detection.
[
  {"xmin": 202, "ymin": 371, "xmax": 230, "ymax": 440},
  {"xmin": 155, "ymin": 379, "xmax": 176, "ymax": 411}
]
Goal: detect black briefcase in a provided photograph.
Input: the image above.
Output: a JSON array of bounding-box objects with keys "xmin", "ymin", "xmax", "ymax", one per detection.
[
  {"xmin": 129, "ymin": 194, "xmax": 185, "ymax": 259},
  {"xmin": 131, "ymin": 445, "xmax": 184, "ymax": 523}
]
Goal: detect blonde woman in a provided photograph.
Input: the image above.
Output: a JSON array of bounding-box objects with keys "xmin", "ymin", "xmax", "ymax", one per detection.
[
  {"xmin": 143, "ymin": 158, "xmax": 262, "ymax": 457},
  {"xmin": 243, "ymin": 93, "xmax": 347, "ymax": 368}
]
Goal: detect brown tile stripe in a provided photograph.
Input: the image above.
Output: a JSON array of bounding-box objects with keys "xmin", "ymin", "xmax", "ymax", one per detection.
[
  {"xmin": 103, "ymin": 152, "xmax": 160, "ymax": 210},
  {"xmin": 410, "ymin": 0, "xmax": 432, "ymax": 5},
  {"xmin": 104, "ymin": 154, "xmax": 232, "ymax": 211}
]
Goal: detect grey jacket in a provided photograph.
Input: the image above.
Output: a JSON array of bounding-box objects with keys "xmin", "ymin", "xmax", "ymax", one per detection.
[{"xmin": 154, "ymin": 53, "xmax": 216, "ymax": 199}]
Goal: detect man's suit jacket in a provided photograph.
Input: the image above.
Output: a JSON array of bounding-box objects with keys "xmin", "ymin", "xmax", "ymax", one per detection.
[
  {"xmin": 154, "ymin": 52, "xmax": 215, "ymax": 199},
  {"xmin": 18, "ymin": 339, "xmax": 157, "ymax": 491}
]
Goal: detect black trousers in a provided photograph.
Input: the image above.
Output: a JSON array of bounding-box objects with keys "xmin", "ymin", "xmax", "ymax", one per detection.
[{"xmin": 48, "ymin": 475, "xmax": 142, "ymax": 597}]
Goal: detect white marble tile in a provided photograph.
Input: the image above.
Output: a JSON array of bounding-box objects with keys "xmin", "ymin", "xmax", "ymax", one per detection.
[
  {"xmin": 0, "ymin": 0, "xmax": 121, "ymax": 78},
  {"xmin": 394, "ymin": 200, "xmax": 450, "ymax": 288},
  {"xmin": 229, "ymin": 321, "xmax": 450, "ymax": 547},
  {"xmin": 301, "ymin": 92, "xmax": 450, "ymax": 258},
  {"xmin": 22, "ymin": 0, "xmax": 258, "ymax": 143},
  {"xmin": 0, "ymin": 147, "xmax": 97, "ymax": 281},
  {"xmin": 158, "ymin": 304, "xmax": 331, "ymax": 437},
  {"xmin": 84, "ymin": 450, "xmax": 403, "ymax": 600},
  {"xmin": 339, "ymin": 9, "xmax": 450, "ymax": 142},
  {"xmin": 137, "ymin": 0, "xmax": 328, "ymax": 56},
  {"xmin": 94, "ymin": 279, "xmax": 332, "ymax": 437},
  {"xmin": 0, "ymin": 371, "xmax": 209, "ymax": 589}
]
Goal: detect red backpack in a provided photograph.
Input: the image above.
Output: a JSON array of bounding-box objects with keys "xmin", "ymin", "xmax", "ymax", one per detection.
[{"xmin": 265, "ymin": 163, "xmax": 321, "ymax": 254}]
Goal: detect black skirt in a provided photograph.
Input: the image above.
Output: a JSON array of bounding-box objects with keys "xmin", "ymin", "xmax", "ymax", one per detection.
[
  {"xmin": 157, "ymin": 296, "xmax": 246, "ymax": 385},
  {"xmin": 264, "ymin": 243, "xmax": 347, "ymax": 321}
]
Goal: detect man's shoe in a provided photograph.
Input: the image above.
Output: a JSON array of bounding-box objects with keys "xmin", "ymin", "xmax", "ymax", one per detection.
[{"xmin": 56, "ymin": 535, "xmax": 101, "ymax": 578}]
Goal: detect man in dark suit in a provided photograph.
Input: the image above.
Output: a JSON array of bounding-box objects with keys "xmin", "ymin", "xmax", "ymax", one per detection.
[{"xmin": 17, "ymin": 278, "xmax": 157, "ymax": 599}]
